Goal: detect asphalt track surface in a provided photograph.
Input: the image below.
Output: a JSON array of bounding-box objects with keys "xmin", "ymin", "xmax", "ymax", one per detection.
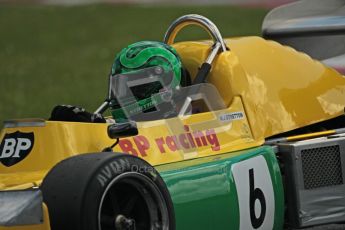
[
  {"xmin": 11, "ymin": 0, "xmax": 296, "ymax": 8},
  {"xmin": 290, "ymin": 224, "xmax": 345, "ymax": 230}
]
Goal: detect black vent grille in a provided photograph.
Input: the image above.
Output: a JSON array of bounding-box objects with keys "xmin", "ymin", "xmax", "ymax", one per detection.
[{"xmin": 301, "ymin": 145, "xmax": 343, "ymax": 189}]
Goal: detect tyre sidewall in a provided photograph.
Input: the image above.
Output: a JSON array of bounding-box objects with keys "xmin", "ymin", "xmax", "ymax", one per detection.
[{"xmin": 79, "ymin": 153, "xmax": 174, "ymax": 230}]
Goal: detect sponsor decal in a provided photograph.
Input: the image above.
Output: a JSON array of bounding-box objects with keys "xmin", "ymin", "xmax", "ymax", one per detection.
[
  {"xmin": 0, "ymin": 131, "xmax": 34, "ymax": 167},
  {"xmin": 232, "ymin": 155, "xmax": 275, "ymax": 230},
  {"xmin": 117, "ymin": 125, "xmax": 220, "ymax": 157},
  {"xmin": 219, "ymin": 111, "xmax": 245, "ymax": 122}
]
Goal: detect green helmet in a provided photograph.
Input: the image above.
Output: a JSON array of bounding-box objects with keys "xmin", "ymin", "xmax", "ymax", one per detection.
[{"xmin": 110, "ymin": 41, "xmax": 183, "ymax": 122}]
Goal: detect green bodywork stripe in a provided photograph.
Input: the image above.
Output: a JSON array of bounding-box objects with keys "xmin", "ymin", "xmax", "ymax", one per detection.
[{"xmin": 158, "ymin": 146, "xmax": 284, "ymax": 230}]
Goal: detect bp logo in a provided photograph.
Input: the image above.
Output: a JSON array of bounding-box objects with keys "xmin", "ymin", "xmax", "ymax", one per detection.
[
  {"xmin": 0, "ymin": 131, "xmax": 34, "ymax": 167},
  {"xmin": 232, "ymin": 155, "xmax": 275, "ymax": 230}
]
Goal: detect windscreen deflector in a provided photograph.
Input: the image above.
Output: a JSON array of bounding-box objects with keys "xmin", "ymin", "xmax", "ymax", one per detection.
[{"xmin": 110, "ymin": 67, "xmax": 225, "ymax": 121}]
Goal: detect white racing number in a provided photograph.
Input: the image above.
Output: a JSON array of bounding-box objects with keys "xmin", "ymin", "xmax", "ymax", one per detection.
[{"xmin": 232, "ymin": 155, "xmax": 275, "ymax": 230}]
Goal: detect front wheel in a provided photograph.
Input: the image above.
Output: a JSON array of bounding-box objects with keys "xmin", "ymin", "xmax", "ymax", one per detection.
[{"xmin": 41, "ymin": 152, "xmax": 175, "ymax": 230}]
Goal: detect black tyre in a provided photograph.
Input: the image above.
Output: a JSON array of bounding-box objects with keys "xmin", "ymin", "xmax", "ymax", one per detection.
[{"xmin": 41, "ymin": 152, "xmax": 175, "ymax": 230}]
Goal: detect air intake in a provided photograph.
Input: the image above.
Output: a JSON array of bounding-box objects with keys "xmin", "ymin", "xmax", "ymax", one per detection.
[
  {"xmin": 301, "ymin": 145, "xmax": 343, "ymax": 189},
  {"xmin": 278, "ymin": 136, "xmax": 345, "ymax": 228}
]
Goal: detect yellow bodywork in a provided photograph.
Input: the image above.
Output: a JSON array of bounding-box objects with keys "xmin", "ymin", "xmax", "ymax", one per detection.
[
  {"xmin": 1, "ymin": 37, "xmax": 345, "ymax": 230},
  {"xmin": 0, "ymin": 96, "xmax": 258, "ymax": 188},
  {"xmin": 174, "ymin": 37, "xmax": 345, "ymax": 139}
]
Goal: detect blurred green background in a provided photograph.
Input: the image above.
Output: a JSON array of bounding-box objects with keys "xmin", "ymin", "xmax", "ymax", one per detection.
[{"xmin": 0, "ymin": 4, "xmax": 267, "ymax": 123}]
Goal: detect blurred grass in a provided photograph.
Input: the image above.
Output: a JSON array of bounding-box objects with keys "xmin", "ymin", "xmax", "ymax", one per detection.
[{"xmin": 0, "ymin": 4, "xmax": 268, "ymax": 123}]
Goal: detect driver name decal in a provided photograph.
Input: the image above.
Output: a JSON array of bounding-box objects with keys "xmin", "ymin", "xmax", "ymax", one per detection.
[
  {"xmin": 219, "ymin": 111, "xmax": 245, "ymax": 122},
  {"xmin": 118, "ymin": 125, "xmax": 220, "ymax": 157}
]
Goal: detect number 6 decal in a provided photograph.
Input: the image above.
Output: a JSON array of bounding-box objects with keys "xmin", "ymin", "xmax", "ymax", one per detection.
[{"xmin": 232, "ymin": 155, "xmax": 275, "ymax": 230}]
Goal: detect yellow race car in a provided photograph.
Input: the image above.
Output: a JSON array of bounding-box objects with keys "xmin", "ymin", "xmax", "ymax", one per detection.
[{"xmin": 2, "ymin": 1, "xmax": 345, "ymax": 229}]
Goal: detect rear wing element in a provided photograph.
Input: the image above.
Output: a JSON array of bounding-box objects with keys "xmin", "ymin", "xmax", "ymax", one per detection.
[{"xmin": 262, "ymin": 0, "xmax": 345, "ymax": 73}]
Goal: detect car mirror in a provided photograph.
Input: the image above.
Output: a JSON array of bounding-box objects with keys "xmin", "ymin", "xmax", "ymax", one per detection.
[{"xmin": 107, "ymin": 121, "xmax": 138, "ymax": 139}]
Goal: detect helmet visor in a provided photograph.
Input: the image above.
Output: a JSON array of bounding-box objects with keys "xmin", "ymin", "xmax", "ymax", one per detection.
[{"xmin": 110, "ymin": 66, "xmax": 176, "ymax": 120}]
